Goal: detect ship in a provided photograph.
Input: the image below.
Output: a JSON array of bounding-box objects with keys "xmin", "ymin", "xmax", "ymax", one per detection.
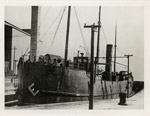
[{"xmin": 16, "ymin": 6, "xmax": 134, "ymax": 105}]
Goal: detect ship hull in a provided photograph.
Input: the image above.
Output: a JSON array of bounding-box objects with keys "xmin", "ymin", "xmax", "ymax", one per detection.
[{"xmin": 16, "ymin": 59, "xmax": 133, "ymax": 105}]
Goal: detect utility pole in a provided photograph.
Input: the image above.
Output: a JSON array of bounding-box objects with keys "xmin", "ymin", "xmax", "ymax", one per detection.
[
  {"xmin": 124, "ymin": 54, "xmax": 133, "ymax": 74},
  {"xmin": 84, "ymin": 23, "xmax": 100, "ymax": 110},
  {"xmin": 124, "ymin": 54, "xmax": 133, "ymax": 97}
]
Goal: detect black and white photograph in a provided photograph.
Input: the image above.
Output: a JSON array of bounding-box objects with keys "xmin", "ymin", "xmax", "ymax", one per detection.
[{"xmin": 1, "ymin": 0, "xmax": 149, "ymax": 114}]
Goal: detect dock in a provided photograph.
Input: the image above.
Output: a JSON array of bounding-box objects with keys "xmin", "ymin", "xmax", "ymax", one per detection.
[
  {"xmin": 5, "ymin": 90, "xmax": 143, "ymax": 110},
  {"xmin": 5, "ymin": 76, "xmax": 18, "ymax": 106}
]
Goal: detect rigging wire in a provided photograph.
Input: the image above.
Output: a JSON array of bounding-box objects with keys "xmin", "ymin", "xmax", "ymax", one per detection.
[
  {"xmin": 40, "ymin": 7, "xmax": 51, "ymax": 27},
  {"xmin": 101, "ymin": 23, "xmax": 108, "ymax": 45},
  {"xmin": 117, "ymin": 46, "xmax": 121, "ymax": 55},
  {"xmin": 100, "ymin": 21, "xmax": 121, "ymax": 57},
  {"xmin": 23, "ymin": 40, "xmax": 43, "ymax": 57},
  {"xmin": 23, "ymin": 47, "xmax": 30, "ymax": 56},
  {"xmin": 99, "ymin": 36, "xmax": 105, "ymax": 57},
  {"xmin": 98, "ymin": 21, "xmax": 121, "ymax": 57},
  {"xmin": 112, "ymin": 61, "xmax": 127, "ymax": 67},
  {"xmin": 40, "ymin": 7, "xmax": 65, "ymax": 41},
  {"xmin": 74, "ymin": 7, "xmax": 86, "ymax": 46},
  {"xmin": 74, "ymin": 7, "xmax": 89, "ymax": 56},
  {"xmin": 22, "ymin": 7, "xmax": 65, "ymax": 57},
  {"xmin": 47, "ymin": 7, "xmax": 66, "ymax": 52},
  {"xmin": 100, "ymin": 57, "xmax": 127, "ymax": 67}
]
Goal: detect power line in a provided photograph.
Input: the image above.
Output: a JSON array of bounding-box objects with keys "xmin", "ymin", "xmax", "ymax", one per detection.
[{"xmin": 47, "ymin": 7, "xmax": 66, "ymax": 52}]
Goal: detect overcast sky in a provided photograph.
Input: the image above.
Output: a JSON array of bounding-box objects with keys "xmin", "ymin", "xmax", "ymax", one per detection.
[{"xmin": 5, "ymin": 6, "xmax": 144, "ymax": 81}]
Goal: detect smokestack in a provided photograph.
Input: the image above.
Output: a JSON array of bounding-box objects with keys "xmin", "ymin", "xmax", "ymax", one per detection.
[
  {"xmin": 105, "ymin": 44, "xmax": 113, "ymax": 80},
  {"xmin": 30, "ymin": 6, "xmax": 40, "ymax": 62}
]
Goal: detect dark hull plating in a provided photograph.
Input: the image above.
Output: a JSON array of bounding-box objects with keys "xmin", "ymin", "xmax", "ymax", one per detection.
[{"xmin": 17, "ymin": 59, "xmax": 133, "ymax": 105}]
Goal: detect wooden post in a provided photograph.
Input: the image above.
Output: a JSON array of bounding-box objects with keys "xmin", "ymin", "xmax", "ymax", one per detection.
[
  {"xmin": 90, "ymin": 25, "xmax": 94, "ymax": 109},
  {"xmin": 124, "ymin": 54, "xmax": 133, "ymax": 74},
  {"xmin": 84, "ymin": 23, "xmax": 100, "ymax": 110},
  {"xmin": 124, "ymin": 54, "xmax": 133, "ymax": 97}
]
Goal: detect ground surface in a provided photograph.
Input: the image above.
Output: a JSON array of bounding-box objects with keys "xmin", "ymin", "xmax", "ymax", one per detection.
[
  {"xmin": 5, "ymin": 90, "xmax": 144, "ymax": 110},
  {"xmin": 5, "ymin": 76, "xmax": 17, "ymax": 95}
]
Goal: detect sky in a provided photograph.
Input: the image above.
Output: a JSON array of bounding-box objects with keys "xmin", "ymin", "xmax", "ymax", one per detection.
[{"xmin": 5, "ymin": 6, "xmax": 144, "ymax": 81}]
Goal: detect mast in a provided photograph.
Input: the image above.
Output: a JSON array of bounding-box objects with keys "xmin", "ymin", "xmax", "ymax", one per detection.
[
  {"xmin": 96, "ymin": 6, "xmax": 101, "ymax": 63},
  {"xmin": 64, "ymin": 6, "xmax": 71, "ymax": 66},
  {"xmin": 114, "ymin": 23, "xmax": 117, "ymax": 73}
]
